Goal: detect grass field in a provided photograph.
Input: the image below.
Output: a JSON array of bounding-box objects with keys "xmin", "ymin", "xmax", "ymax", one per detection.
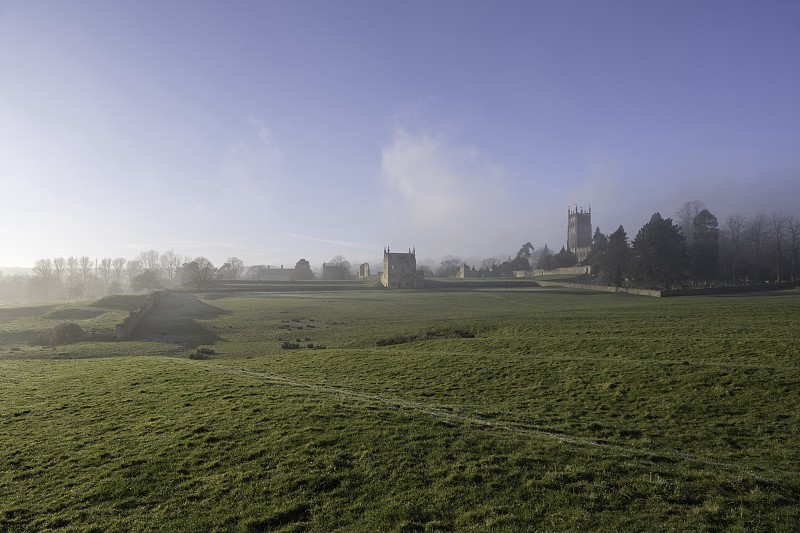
[{"xmin": 1, "ymin": 287, "xmax": 799, "ymax": 531}]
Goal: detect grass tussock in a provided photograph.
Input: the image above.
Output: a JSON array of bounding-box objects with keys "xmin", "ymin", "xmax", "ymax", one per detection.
[{"xmin": 190, "ymin": 347, "xmax": 216, "ymax": 359}]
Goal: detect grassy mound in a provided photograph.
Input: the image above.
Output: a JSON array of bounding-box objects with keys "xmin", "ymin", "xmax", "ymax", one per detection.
[
  {"xmin": 0, "ymin": 300, "xmax": 132, "ymax": 348},
  {"xmin": 31, "ymin": 322, "xmax": 85, "ymax": 345}
]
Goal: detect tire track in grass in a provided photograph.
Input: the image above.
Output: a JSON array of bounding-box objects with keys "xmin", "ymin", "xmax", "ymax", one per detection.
[
  {"xmin": 478, "ymin": 292, "xmax": 536, "ymax": 306},
  {"xmin": 172, "ymin": 358, "xmax": 799, "ymax": 487}
]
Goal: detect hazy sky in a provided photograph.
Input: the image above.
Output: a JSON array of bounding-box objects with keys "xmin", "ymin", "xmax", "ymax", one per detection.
[{"xmin": 2, "ymin": 1, "xmax": 799, "ymax": 269}]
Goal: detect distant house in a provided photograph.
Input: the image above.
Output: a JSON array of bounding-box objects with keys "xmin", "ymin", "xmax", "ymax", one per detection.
[
  {"xmin": 380, "ymin": 247, "xmax": 424, "ymax": 288},
  {"xmin": 322, "ymin": 263, "xmax": 350, "ymax": 280},
  {"xmin": 246, "ymin": 265, "xmax": 295, "ymax": 281}
]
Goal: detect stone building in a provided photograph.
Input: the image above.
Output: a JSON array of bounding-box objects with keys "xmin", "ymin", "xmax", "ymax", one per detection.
[
  {"xmin": 380, "ymin": 247, "xmax": 424, "ymax": 288},
  {"xmin": 322, "ymin": 263, "xmax": 349, "ymax": 280},
  {"xmin": 457, "ymin": 264, "xmax": 500, "ymax": 279},
  {"xmin": 358, "ymin": 263, "xmax": 370, "ymax": 278},
  {"xmin": 567, "ymin": 206, "xmax": 592, "ymax": 262},
  {"xmin": 246, "ymin": 265, "xmax": 295, "ymax": 281}
]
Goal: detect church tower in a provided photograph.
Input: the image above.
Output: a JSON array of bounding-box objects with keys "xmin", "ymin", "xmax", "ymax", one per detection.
[{"xmin": 567, "ymin": 206, "xmax": 592, "ymax": 262}]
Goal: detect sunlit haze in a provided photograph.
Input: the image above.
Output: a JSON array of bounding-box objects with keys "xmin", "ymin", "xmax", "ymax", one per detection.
[{"xmin": 2, "ymin": 1, "xmax": 799, "ymax": 269}]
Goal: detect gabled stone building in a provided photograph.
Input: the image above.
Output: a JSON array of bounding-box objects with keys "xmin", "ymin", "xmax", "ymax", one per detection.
[{"xmin": 380, "ymin": 247, "xmax": 424, "ymax": 288}]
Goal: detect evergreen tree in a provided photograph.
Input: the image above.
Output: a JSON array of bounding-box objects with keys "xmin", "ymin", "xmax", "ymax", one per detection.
[
  {"xmin": 586, "ymin": 228, "xmax": 608, "ymax": 278},
  {"xmin": 536, "ymin": 244, "xmax": 553, "ymax": 270},
  {"xmin": 293, "ymin": 258, "xmax": 315, "ymax": 280},
  {"xmin": 553, "ymin": 247, "xmax": 578, "ymax": 268},
  {"xmin": 602, "ymin": 226, "xmax": 629, "ymax": 286},
  {"xmin": 690, "ymin": 209, "xmax": 719, "ymax": 283},
  {"xmin": 631, "ymin": 213, "xmax": 688, "ymax": 289},
  {"xmin": 509, "ymin": 242, "xmax": 534, "ymax": 271}
]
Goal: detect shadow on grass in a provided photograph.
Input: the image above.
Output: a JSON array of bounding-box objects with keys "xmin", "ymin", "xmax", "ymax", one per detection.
[
  {"xmin": 92, "ymin": 294, "xmax": 150, "ymax": 311},
  {"xmin": 131, "ymin": 293, "xmax": 230, "ymax": 348},
  {"xmin": 0, "ymin": 305, "xmax": 55, "ymax": 324},
  {"xmin": 45, "ymin": 308, "xmax": 106, "ymax": 320}
]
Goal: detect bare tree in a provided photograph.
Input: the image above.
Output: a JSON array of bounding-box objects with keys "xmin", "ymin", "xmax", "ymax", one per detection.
[
  {"xmin": 724, "ymin": 214, "xmax": 745, "ymax": 281},
  {"xmin": 32, "ymin": 258, "xmax": 54, "ymax": 280},
  {"xmin": 131, "ymin": 269, "xmax": 161, "ymax": 293},
  {"xmin": 112, "ymin": 257, "xmax": 127, "ymax": 283},
  {"xmin": 481, "ymin": 257, "xmax": 502, "ymax": 271},
  {"xmin": 675, "ymin": 200, "xmax": 707, "ymax": 246},
  {"xmin": 436, "ymin": 256, "xmax": 463, "ymax": 277},
  {"xmin": 747, "ymin": 212, "xmax": 766, "ymax": 280},
  {"xmin": 184, "ymin": 256, "xmax": 217, "ymax": 287},
  {"xmin": 98, "ymin": 258, "xmax": 112, "ymax": 286},
  {"xmin": 788, "ymin": 215, "xmax": 800, "ymax": 282},
  {"xmin": 222, "ymin": 257, "xmax": 244, "ymax": 280},
  {"xmin": 768, "ymin": 211, "xmax": 787, "ymax": 282},
  {"xmin": 67, "ymin": 284, "xmax": 84, "ymax": 300},
  {"xmin": 66, "ymin": 256, "xmax": 79, "ymax": 284},
  {"xmin": 160, "ymin": 249, "xmax": 182, "ymax": 282},
  {"xmin": 324, "ymin": 255, "xmax": 353, "ymax": 280},
  {"xmin": 32, "ymin": 258, "xmax": 55, "ymax": 300},
  {"xmin": 52, "ymin": 257, "xmax": 66, "ymax": 286},
  {"xmin": 79, "ymin": 256, "xmax": 92, "ymax": 285},
  {"xmin": 126, "ymin": 259, "xmax": 143, "ymax": 286},
  {"xmin": 140, "ymin": 249, "xmax": 161, "ymax": 273}
]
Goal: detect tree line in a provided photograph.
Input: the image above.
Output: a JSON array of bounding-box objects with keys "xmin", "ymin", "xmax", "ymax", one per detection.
[
  {"xmin": 5, "ymin": 201, "xmax": 797, "ymax": 301},
  {"xmin": 428, "ymin": 201, "xmax": 798, "ymax": 290},
  {"xmin": 585, "ymin": 201, "xmax": 799, "ymax": 290},
  {"xmin": 1, "ymin": 251, "xmax": 320, "ymax": 303}
]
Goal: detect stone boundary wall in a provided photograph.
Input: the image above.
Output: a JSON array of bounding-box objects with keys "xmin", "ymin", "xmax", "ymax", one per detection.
[
  {"xmin": 537, "ymin": 281, "xmax": 662, "ymax": 297},
  {"xmin": 515, "ymin": 266, "xmax": 591, "ymax": 277},
  {"xmin": 115, "ymin": 291, "xmax": 163, "ymax": 340},
  {"xmin": 537, "ymin": 280, "xmax": 798, "ymax": 297},
  {"xmin": 424, "ymin": 279, "xmax": 541, "ymax": 289}
]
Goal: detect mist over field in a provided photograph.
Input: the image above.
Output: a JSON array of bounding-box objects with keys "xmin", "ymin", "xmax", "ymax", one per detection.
[
  {"xmin": 1, "ymin": 2, "xmax": 799, "ymax": 271},
  {"xmin": 1, "ymin": 4, "xmax": 800, "ymax": 528}
]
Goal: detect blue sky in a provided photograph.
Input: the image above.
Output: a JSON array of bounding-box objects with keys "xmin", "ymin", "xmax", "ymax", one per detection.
[{"xmin": 1, "ymin": 1, "xmax": 799, "ymax": 269}]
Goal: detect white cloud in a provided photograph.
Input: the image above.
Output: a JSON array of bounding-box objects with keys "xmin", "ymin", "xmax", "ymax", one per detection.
[
  {"xmin": 248, "ymin": 117, "xmax": 283, "ymax": 159},
  {"xmin": 281, "ymin": 232, "xmax": 375, "ymax": 252},
  {"xmin": 219, "ymin": 117, "xmax": 284, "ymax": 199},
  {"xmin": 380, "ymin": 127, "xmax": 514, "ymax": 257}
]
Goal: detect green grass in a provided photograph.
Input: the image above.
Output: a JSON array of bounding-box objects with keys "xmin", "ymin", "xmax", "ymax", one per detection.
[
  {"xmin": 0, "ymin": 295, "xmax": 148, "ymax": 347},
  {"xmin": 1, "ymin": 288, "xmax": 799, "ymax": 530}
]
